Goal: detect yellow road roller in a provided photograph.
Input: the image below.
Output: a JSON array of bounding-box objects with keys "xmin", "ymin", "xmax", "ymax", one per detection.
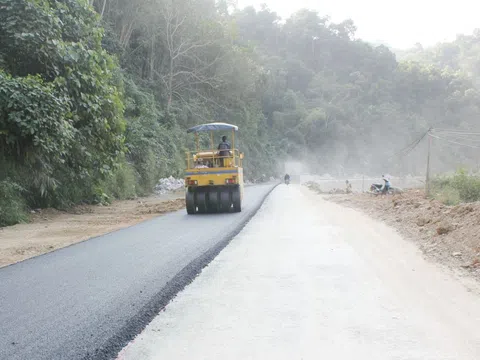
[{"xmin": 184, "ymin": 122, "xmax": 244, "ymax": 214}]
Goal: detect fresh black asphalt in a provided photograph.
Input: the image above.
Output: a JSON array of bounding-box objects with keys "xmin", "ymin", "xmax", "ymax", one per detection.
[{"xmin": 0, "ymin": 184, "xmax": 277, "ymax": 360}]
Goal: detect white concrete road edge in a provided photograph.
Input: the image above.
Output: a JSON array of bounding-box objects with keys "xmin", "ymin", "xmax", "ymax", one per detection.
[{"xmin": 117, "ymin": 185, "xmax": 480, "ymax": 360}]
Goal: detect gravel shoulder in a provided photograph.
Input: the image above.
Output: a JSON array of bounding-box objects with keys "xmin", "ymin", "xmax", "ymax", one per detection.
[
  {"xmin": 0, "ymin": 190, "xmax": 184, "ymax": 268},
  {"xmin": 322, "ymin": 188, "xmax": 480, "ymax": 283}
]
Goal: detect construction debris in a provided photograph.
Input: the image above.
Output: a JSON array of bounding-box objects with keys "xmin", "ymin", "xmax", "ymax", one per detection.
[{"xmin": 155, "ymin": 177, "xmax": 185, "ymax": 194}]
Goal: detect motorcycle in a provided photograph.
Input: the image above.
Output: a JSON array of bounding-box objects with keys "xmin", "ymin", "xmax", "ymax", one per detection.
[
  {"xmin": 370, "ymin": 183, "xmax": 400, "ymax": 195},
  {"xmin": 285, "ymin": 178, "xmax": 290, "ymax": 185},
  {"xmin": 370, "ymin": 183, "xmax": 384, "ymax": 193}
]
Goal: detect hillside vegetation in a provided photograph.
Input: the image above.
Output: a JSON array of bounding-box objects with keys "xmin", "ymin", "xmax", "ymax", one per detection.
[
  {"xmin": 1, "ymin": 0, "xmax": 480, "ymax": 225},
  {"xmin": 397, "ymin": 31, "xmax": 480, "ymax": 87}
]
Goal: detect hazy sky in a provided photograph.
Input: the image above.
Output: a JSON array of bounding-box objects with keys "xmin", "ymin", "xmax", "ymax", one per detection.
[{"xmin": 237, "ymin": 0, "xmax": 479, "ymax": 49}]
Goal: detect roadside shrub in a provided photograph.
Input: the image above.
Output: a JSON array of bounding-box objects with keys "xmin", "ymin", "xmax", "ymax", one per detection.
[
  {"xmin": 435, "ymin": 186, "xmax": 462, "ymax": 206},
  {"xmin": 452, "ymin": 170, "xmax": 480, "ymax": 202},
  {"xmin": 0, "ymin": 179, "xmax": 28, "ymax": 226},
  {"xmin": 432, "ymin": 169, "xmax": 480, "ymax": 204},
  {"xmin": 104, "ymin": 161, "xmax": 137, "ymax": 200}
]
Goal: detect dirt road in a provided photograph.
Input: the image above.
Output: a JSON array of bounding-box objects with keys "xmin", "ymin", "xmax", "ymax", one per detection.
[
  {"xmin": 327, "ymin": 190, "xmax": 480, "ymax": 281},
  {"xmin": 119, "ymin": 185, "xmax": 480, "ymax": 360}
]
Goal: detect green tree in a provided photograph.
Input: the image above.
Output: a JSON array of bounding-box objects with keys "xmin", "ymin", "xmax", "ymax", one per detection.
[{"xmin": 0, "ymin": 0, "xmax": 124, "ymax": 213}]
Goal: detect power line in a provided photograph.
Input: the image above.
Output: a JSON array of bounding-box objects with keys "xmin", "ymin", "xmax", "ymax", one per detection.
[
  {"xmin": 430, "ymin": 131, "xmax": 480, "ymax": 144},
  {"xmin": 384, "ymin": 127, "xmax": 478, "ymax": 170},
  {"xmin": 438, "ymin": 134, "xmax": 480, "ymax": 144},
  {"xmin": 395, "ymin": 129, "xmax": 429, "ymax": 158},
  {"xmin": 428, "ymin": 133, "xmax": 480, "ymax": 149},
  {"xmin": 437, "ymin": 132, "xmax": 480, "ymax": 138},
  {"xmin": 432, "ymin": 129, "xmax": 480, "ymax": 136},
  {"xmin": 390, "ymin": 127, "xmax": 480, "ymax": 160},
  {"xmin": 432, "ymin": 130, "xmax": 480, "ymax": 138}
]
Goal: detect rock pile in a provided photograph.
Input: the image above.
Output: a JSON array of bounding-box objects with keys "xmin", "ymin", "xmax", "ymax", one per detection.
[{"xmin": 155, "ymin": 176, "xmax": 184, "ymax": 194}]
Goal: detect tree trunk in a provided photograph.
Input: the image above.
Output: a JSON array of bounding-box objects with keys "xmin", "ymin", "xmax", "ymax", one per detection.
[
  {"xmin": 149, "ymin": 30, "xmax": 155, "ymax": 81},
  {"xmin": 167, "ymin": 58, "xmax": 174, "ymax": 112},
  {"xmin": 100, "ymin": 0, "xmax": 107, "ymax": 19}
]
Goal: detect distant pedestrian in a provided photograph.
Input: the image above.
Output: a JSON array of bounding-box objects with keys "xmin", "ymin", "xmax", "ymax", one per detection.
[{"xmin": 345, "ymin": 180, "xmax": 352, "ymax": 194}]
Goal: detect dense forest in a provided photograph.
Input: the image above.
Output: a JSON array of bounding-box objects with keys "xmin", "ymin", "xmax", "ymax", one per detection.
[
  {"xmin": 397, "ymin": 31, "xmax": 480, "ymax": 86},
  {"xmin": 395, "ymin": 32, "xmax": 480, "ymax": 174},
  {"xmin": 1, "ymin": 0, "xmax": 480, "ymax": 225}
]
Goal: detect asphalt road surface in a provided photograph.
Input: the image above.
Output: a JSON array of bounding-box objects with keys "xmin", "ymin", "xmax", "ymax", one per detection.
[
  {"xmin": 119, "ymin": 185, "xmax": 480, "ymax": 360},
  {"xmin": 0, "ymin": 184, "xmax": 276, "ymax": 360}
]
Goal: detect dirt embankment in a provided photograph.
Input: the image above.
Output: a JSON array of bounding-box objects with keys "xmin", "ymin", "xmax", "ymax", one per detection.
[
  {"xmin": 307, "ymin": 185, "xmax": 480, "ymax": 280},
  {"xmin": 0, "ymin": 191, "xmax": 185, "ymax": 268}
]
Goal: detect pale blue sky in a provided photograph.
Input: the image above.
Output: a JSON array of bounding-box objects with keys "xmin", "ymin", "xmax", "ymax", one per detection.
[{"xmin": 237, "ymin": 0, "xmax": 480, "ymax": 49}]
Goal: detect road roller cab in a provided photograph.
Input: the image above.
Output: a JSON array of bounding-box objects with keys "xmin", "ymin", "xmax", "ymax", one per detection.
[{"xmin": 185, "ymin": 122, "xmax": 244, "ymax": 214}]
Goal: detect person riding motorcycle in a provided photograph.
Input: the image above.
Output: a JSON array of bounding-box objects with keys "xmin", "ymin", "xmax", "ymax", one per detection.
[
  {"xmin": 382, "ymin": 175, "xmax": 391, "ymax": 194},
  {"xmin": 284, "ymin": 173, "xmax": 290, "ymax": 184}
]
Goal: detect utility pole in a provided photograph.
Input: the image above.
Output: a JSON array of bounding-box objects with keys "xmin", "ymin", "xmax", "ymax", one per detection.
[{"xmin": 425, "ymin": 129, "xmax": 432, "ymax": 197}]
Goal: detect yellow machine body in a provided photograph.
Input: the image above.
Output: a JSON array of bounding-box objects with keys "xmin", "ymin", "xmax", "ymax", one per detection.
[{"xmin": 184, "ymin": 123, "xmax": 244, "ymax": 214}]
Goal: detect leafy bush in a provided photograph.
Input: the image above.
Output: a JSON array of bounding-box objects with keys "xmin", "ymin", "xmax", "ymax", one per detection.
[
  {"xmin": 0, "ymin": 0, "xmax": 126, "ymax": 225},
  {"xmin": 0, "ymin": 71, "xmax": 73, "ymax": 164},
  {"xmin": 434, "ymin": 186, "xmax": 462, "ymax": 206},
  {"xmin": 123, "ymin": 78, "xmax": 184, "ymax": 195},
  {"xmin": 432, "ymin": 169, "xmax": 480, "ymax": 204},
  {"xmin": 104, "ymin": 161, "xmax": 137, "ymax": 200},
  {"xmin": 0, "ymin": 179, "xmax": 28, "ymax": 227}
]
